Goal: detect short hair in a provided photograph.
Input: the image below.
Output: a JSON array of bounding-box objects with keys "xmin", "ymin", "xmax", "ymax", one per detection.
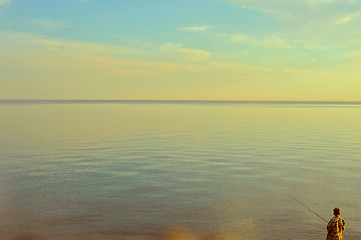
[{"xmin": 333, "ymin": 208, "xmax": 341, "ymax": 215}]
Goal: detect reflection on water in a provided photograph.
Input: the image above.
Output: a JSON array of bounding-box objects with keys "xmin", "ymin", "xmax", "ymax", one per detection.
[{"xmin": 0, "ymin": 102, "xmax": 360, "ymax": 240}]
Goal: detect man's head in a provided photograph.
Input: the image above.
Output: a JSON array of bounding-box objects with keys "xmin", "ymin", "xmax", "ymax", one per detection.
[{"xmin": 333, "ymin": 208, "xmax": 341, "ymax": 216}]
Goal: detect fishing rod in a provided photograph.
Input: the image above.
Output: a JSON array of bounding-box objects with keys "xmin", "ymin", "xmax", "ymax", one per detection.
[
  {"xmin": 289, "ymin": 195, "xmax": 328, "ymax": 223},
  {"xmin": 289, "ymin": 195, "xmax": 358, "ymax": 232}
]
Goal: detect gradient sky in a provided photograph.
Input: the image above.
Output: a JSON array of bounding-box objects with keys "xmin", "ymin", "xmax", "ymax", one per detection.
[{"xmin": 1, "ymin": 0, "xmax": 360, "ymax": 100}]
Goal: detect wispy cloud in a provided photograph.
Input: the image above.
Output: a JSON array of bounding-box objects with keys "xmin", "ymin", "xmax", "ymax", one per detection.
[
  {"xmin": 0, "ymin": 30, "xmax": 145, "ymax": 58},
  {"xmin": 227, "ymin": 0, "xmax": 361, "ymax": 29},
  {"xmin": 0, "ymin": 30, "xmax": 211, "ymax": 99},
  {"xmin": 334, "ymin": 11, "xmax": 361, "ymax": 24},
  {"xmin": 260, "ymin": 34, "xmax": 294, "ymax": 49},
  {"xmin": 179, "ymin": 25, "xmax": 213, "ymax": 32},
  {"xmin": 226, "ymin": 0, "xmax": 361, "ymax": 45},
  {"xmin": 41, "ymin": 39, "xmax": 146, "ymax": 57},
  {"xmin": 33, "ymin": 20, "xmax": 68, "ymax": 31},
  {"xmin": 0, "ymin": 0, "xmax": 12, "ymax": 6},
  {"xmin": 159, "ymin": 43, "xmax": 211, "ymax": 62},
  {"xmin": 230, "ymin": 33, "xmax": 254, "ymax": 42},
  {"xmin": 223, "ymin": 32, "xmax": 295, "ymax": 49},
  {"xmin": 1, "ymin": 29, "xmax": 359, "ymax": 100},
  {"xmin": 229, "ymin": 0, "xmax": 351, "ymax": 11}
]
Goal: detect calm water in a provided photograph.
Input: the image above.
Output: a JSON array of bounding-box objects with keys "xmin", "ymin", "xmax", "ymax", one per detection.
[{"xmin": 0, "ymin": 101, "xmax": 360, "ymax": 240}]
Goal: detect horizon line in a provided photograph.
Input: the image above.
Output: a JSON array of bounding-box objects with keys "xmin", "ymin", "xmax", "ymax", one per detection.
[{"xmin": 1, "ymin": 99, "xmax": 361, "ymax": 105}]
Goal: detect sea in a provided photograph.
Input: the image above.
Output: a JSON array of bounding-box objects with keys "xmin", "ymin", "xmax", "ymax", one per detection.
[{"xmin": 0, "ymin": 100, "xmax": 360, "ymax": 240}]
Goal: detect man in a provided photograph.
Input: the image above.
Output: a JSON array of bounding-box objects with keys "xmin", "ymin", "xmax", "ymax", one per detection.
[{"xmin": 326, "ymin": 208, "xmax": 346, "ymax": 240}]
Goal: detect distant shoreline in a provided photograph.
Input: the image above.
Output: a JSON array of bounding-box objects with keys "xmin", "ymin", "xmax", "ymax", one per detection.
[{"xmin": 1, "ymin": 99, "xmax": 361, "ymax": 105}]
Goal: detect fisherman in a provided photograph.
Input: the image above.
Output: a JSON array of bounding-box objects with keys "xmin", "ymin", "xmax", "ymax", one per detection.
[{"xmin": 326, "ymin": 207, "xmax": 345, "ymax": 240}]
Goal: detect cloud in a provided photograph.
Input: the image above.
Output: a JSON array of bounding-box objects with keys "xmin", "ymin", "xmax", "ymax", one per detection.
[
  {"xmin": 0, "ymin": 0, "xmax": 12, "ymax": 6},
  {"xmin": 0, "ymin": 31, "xmax": 214, "ymax": 99},
  {"xmin": 0, "ymin": 30, "xmax": 143, "ymax": 58},
  {"xmin": 227, "ymin": 0, "xmax": 361, "ymax": 30},
  {"xmin": 1, "ymin": 30, "xmax": 360, "ymax": 100},
  {"xmin": 33, "ymin": 20, "xmax": 68, "ymax": 31},
  {"xmin": 334, "ymin": 16, "xmax": 352, "ymax": 24},
  {"xmin": 260, "ymin": 34, "xmax": 294, "ymax": 49},
  {"xmin": 334, "ymin": 11, "xmax": 361, "ymax": 24},
  {"xmin": 229, "ymin": 0, "xmax": 350, "ymax": 11},
  {"xmin": 230, "ymin": 33, "xmax": 254, "ymax": 42},
  {"xmin": 41, "ymin": 39, "xmax": 144, "ymax": 56},
  {"xmin": 223, "ymin": 32, "xmax": 295, "ymax": 49},
  {"xmin": 0, "ymin": 30, "xmax": 203, "ymax": 77},
  {"xmin": 226, "ymin": 0, "xmax": 361, "ymax": 46},
  {"xmin": 0, "ymin": 30, "xmax": 153, "ymax": 76},
  {"xmin": 179, "ymin": 25, "xmax": 213, "ymax": 32},
  {"xmin": 159, "ymin": 43, "xmax": 211, "ymax": 62}
]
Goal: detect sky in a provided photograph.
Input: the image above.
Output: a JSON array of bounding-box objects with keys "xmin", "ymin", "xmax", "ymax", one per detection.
[{"xmin": 0, "ymin": 0, "xmax": 360, "ymax": 100}]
